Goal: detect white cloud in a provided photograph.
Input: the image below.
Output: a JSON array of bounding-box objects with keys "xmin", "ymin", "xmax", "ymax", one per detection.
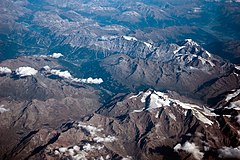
[
  {"xmin": 83, "ymin": 143, "xmax": 93, "ymax": 151},
  {"xmin": 72, "ymin": 77, "xmax": 103, "ymax": 84},
  {"xmin": 67, "ymin": 148, "xmax": 74, "ymax": 156},
  {"xmin": 50, "ymin": 69, "xmax": 72, "ymax": 79},
  {"xmin": 82, "ymin": 143, "xmax": 104, "ymax": 151},
  {"xmin": 48, "ymin": 68, "xmax": 103, "ymax": 85},
  {"xmin": 58, "ymin": 147, "xmax": 68, "ymax": 153},
  {"xmin": 0, "ymin": 67, "xmax": 12, "ymax": 74},
  {"xmin": 93, "ymin": 135, "xmax": 117, "ymax": 143},
  {"xmin": 54, "ymin": 144, "xmax": 89, "ymax": 160},
  {"xmin": 78, "ymin": 123, "xmax": 103, "ymax": 135},
  {"xmin": 174, "ymin": 141, "xmax": 204, "ymax": 160},
  {"xmin": 50, "ymin": 52, "xmax": 64, "ymax": 58},
  {"xmin": 39, "ymin": 55, "xmax": 48, "ymax": 58},
  {"xmin": 16, "ymin": 67, "xmax": 38, "ymax": 77},
  {"xmin": 43, "ymin": 65, "xmax": 51, "ymax": 71},
  {"xmin": 72, "ymin": 151, "xmax": 87, "ymax": 160},
  {"xmin": 73, "ymin": 145, "xmax": 80, "ymax": 152},
  {"xmin": 83, "ymin": 77, "xmax": 103, "ymax": 84},
  {"xmin": 218, "ymin": 146, "xmax": 240, "ymax": 159}
]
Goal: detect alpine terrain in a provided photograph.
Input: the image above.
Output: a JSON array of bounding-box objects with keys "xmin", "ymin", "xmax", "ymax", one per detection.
[{"xmin": 0, "ymin": 0, "xmax": 240, "ymax": 160}]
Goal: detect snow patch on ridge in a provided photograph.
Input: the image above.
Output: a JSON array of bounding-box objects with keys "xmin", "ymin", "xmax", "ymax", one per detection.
[
  {"xmin": 129, "ymin": 91, "xmax": 143, "ymax": 99},
  {"xmin": 155, "ymin": 111, "xmax": 160, "ymax": 118},
  {"xmin": 144, "ymin": 42, "xmax": 153, "ymax": 48},
  {"xmin": 235, "ymin": 65, "xmax": 240, "ymax": 70},
  {"xmin": 168, "ymin": 112, "xmax": 177, "ymax": 121},
  {"xmin": 185, "ymin": 39, "xmax": 200, "ymax": 47},
  {"xmin": 225, "ymin": 100, "xmax": 240, "ymax": 110},
  {"xmin": 140, "ymin": 90, "xmax": 152, "ymax": 103},
  {"xmin": 0, "ymin": 105, "xmax": 9, "ymax": 113},
  {"xmin": 173, "ymin": 46, "xmax": 185, "ymax": 54},
  {"xmin": 205, "ymin": 50, "xmax": 212, "ymax": 58},
  {"xmin": 149, "ymin": 92, "xmax": 171, "ymax": 109},
  {"xmin": 187, "ymin": 39, "xmax": 213, "ymax": 64},
  {"xmin": 0, "ymin": 67, "xmax": 12, "ymax": 74},
  {"xmin": 132, "ymin": 108, "xmax": 144, "ymax": 113},
  {"xmin": 132, "ymin": 90, "xmax": 216, "ymax": 125},
  {"xmin": 123, "ymin": 36, "xmax": 137, "ymax": 41},
  {"xmin": 123, "ymin": 36, "xmax": 153, "ymax": 48},
  {"xmin": 225, "ymin": 89, "xmax": 240, "ymax": 102},
  {"xmin": 198, "ymin": 56, "xmax": 215, "ymax": 67}
]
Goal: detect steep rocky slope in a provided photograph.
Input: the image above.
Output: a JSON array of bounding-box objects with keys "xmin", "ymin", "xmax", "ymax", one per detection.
[
  {"xmin": 0, "ymin": 0, "xmax": 240, "ymax": 159},
  {"xmin": 0, "ymin": 56, "xmax": 102, "ymax": 160},
  {"xmin": 101, "ymin": 39, "xmax": 240, "ymax": 103},
  {"xmin": 1, "ymin": 0, "xmax": 240, "ymax": 63},
  {"xmin": 0, "ymin": 48, "xmax": 240, "ymax": 159}
]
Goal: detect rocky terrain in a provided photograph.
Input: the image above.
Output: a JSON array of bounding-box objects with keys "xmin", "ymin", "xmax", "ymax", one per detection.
[
  {"xmin": 1, "ymin": 0, "xmax": 240, "ymax": 160},
  {"xmin": 0, "ymin": 40, "xmax": 240, "ymax": 159},
  {"xmin": 0, "ymin": 0, "xmax": 240, "ymax": 63}
]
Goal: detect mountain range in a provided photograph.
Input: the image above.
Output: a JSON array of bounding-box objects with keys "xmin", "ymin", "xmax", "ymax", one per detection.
[{"xmin": 0, "ymin": 0, "xmax": 240, "ymax": 160}]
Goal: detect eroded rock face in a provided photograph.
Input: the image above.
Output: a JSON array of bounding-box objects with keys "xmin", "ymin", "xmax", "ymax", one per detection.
[
  {"xmin": 0, "ymin": 56, "xmax": 102, "ymax": 159},
  {"xmin": 29, "ymin": 89, "xmax": 240, "ymax": 160},
  {"xmin": 101, "ymin": 40, "xmax": 240, "ymax": 103},
  {"xmin": 0, "ymin": 46, "xmax": 240, "ymax": 160},
  {"xmin": 0, "ymin": 0, "xmax": 240, "ymax": 159},
  {"xmin": 1, "ymin": 0, "xmax": 240, "ymax": 63}
]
